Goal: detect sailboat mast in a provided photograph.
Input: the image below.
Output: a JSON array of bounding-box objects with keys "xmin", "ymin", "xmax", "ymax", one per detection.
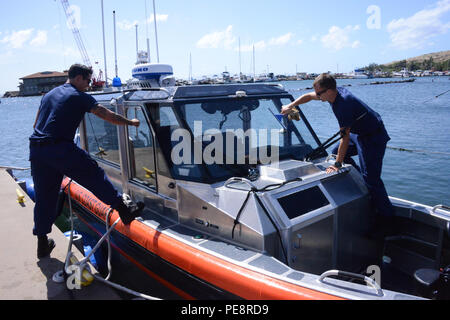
[
  {"xmin": 253, "ymin": 44, "xmax": 256, "ymax": 81},
  {"xmin": 145, "ymin": 0, "xmax": 151, "ymax": 63},
  {"xmin": 152, "ymin": 0, "xmax": 160, "ymax": 63},
  {"xmin": 189, "ymin": 52, "xmax": 192, "ymax": 82},
  {"xmin": 239, "ymin": 37, "xmax": 242, "ymax": 80},
  {"xmin": 101, "ymin": 0, "xmax": 108, "ymax": 87},
  {"xmin": 135, "ymin": 24, "xmax": 139, "ymax": 62}
]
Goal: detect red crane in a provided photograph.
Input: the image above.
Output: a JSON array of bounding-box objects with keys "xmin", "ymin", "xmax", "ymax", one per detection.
[{"xmin": 60, "ymin": 0, "xmax": 105, "ymax": 89}]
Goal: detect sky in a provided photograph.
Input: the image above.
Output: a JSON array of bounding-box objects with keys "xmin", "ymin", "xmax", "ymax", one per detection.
[{"xmin": 0, "ymin": 0, "xmax": 449, "ymax": 93}]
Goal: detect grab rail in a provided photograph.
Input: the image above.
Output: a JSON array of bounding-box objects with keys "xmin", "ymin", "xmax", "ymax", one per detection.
[
  {"xmin": 430, "ymin": 204, "xmax": 450, "ymax": 219},
  {"xmin": 432, "ymin": 204, "xmax": 450, "ymax": 214},
  {"xmin": 224, "ymin": 177, "xmax": 258, "ymax": 191},
  {"xmin": 318, "ymin": 270, "xmax": 384, "ymax": 297}
]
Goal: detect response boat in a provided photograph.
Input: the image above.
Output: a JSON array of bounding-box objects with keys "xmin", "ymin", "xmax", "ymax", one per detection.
[{"xmin": 56, "ymin": 64, "xmax": 449, "ymax": 300}]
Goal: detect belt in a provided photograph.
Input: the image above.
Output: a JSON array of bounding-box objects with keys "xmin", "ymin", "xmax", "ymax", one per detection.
[
  {"xmin": 30, "ymin": 139, "xmax": 66, "ymax": 147},
  {"xmin": 357, "ymin": 126, "xmax": 385, "ymax": 138}
]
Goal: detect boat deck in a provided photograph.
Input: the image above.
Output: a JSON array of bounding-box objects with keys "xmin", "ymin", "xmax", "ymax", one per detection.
[{"xmin": 0, "ymin": 169, "xmax": 121, "ymax": 300}]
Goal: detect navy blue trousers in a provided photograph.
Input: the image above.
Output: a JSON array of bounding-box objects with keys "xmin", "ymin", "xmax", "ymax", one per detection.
[
  {"xmin": 332, "ymin": 133, "xmax": 395, "ymax": 217},
  {"xmin": 30, "ymin": 142, "xmax": 122, "ymax": 236}
]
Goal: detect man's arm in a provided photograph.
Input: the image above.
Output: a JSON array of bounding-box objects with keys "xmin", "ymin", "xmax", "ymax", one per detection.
[
  {"xmin": 33, "ymin": 108, "xmax": 41, "ymax": 129},
  {"xmin": 326, "ymin": 127, "xmax": 350, "ymax": 173},
  {"xmin": 91, "ymin": 104, "xmax": 140, "ymax": 127},
  {"xmin": 281, "ymin": 92, "xmax": 319, "ymax": 115}
]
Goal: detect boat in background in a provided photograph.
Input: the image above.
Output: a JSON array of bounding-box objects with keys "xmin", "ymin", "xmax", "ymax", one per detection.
[
  {"xmin": 393, "ymin": 68, "xmax": 412, "ymax": 78},
  {"xmin": 345, "ymin": 69, "xmax": 370, "ymax": 79}
]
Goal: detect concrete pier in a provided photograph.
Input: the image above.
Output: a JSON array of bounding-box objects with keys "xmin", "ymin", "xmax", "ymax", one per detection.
[{"xmin": 0, "ymin": 169, "xmax": 121, "ymax": 300}]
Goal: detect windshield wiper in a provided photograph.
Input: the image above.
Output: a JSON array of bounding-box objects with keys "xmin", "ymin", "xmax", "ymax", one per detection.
[
  {"xmin": 304, "ymin": 130, "xmax": 342, "ymax": 161},
  {"xmin": 305, "ymin": 112, "xmax": 368, "ymax": 161}
]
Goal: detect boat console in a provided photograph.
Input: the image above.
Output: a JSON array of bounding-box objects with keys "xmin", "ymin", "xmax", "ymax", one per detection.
[{"xmin": 177, "ymin": 159, "xmax": 377, "ymax": 275}]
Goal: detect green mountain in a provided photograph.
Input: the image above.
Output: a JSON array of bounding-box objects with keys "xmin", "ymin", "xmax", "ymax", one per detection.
[{"xmin": 365, "ymin": 50, "xmax": 450, "ymax": 72}]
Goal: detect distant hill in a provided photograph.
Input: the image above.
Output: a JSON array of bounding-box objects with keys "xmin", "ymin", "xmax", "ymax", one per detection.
[
  {"xmin": 364, "ymin": 50, "xmax": 450, "ymax": 72},
  {"xmin": 385, "ymin": 50, "xmax": 450, "ymax": 66}
]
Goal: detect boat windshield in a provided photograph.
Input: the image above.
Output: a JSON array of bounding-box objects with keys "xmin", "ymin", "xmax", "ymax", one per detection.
[{"xmin": 147, "ymin": 97, "xmax": 321, "ymax": 183}]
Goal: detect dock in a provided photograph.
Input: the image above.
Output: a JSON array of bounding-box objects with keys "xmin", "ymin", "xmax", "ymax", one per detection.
[{"xmin": 0, "ymin": 169, "xmax": 121, "ymax": 300}]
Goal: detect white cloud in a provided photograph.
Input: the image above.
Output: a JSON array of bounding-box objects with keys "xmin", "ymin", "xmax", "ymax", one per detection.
[
  {"xmin": 197, "ymin": 25, "xmax": 236, "ymax": 49},
  {"xmin": 387, "ymin": 0, "xmax": 450, "ymax": 50},
  {"xmin": 0, "ymin": 29, "xmax": 34, "ymax": 48},
  {"xmin": 239, "ymin": 40, "xmax": 267, "ymax": 52},
  {"xmin": 268, "ymin": 32, "xmax": 294, "ymax": 46},
  {"xmin": 118, "ymin": 14, "xmax": 168, "ymax": 31},
  {"xmin": 297, "ymin": 39, "xmax": 304, "ymax": 45},
  {"xmin": 237, "ymin": 33, "xmax": 296, "ymax": 52},
  {"xmin": 145, "ymin": 14, "xmax": 169, "ymax": 24},
  {"xmin": 30, "ymin": 30, "xmax": 48, "ymax": 47},
  {"xmin": 59, "ymin": 46, "xmax": 79, "ymax": 58},
  {"xmin": 351, "ymin": 40, "xmax": 361, "ymax": 48},
  {"xmin": 117, "ymin": 19, "xmax": 139, "ymax": 31},
  {"xmin": 198, "ymin": 27, "xmax": 296, "ymax": 52},
  {"xmin": 321, "ymin": 25, "xmax": 361, "ymax": 51}
]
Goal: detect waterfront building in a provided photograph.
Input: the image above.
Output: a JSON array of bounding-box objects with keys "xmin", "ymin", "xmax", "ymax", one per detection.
[{"xmin": 19, "ymin": 71, "xmax": 68, "ymax": 96}]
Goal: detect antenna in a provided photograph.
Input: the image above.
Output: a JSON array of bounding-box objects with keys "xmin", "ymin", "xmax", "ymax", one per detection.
[
  {"xmin": 100, "ymin": 0, "xmax": 108, "ymax": 87},
  {"xmin": 112, "ymin": 10, "xmax": 122, "ymax": 88},
  {"xmin": 152, "ymin": 0, "xmax": 160, "ymax": 63},
  {"xmin": 113, "ymin": 11, "xmax": 118, "ymax": 78}
]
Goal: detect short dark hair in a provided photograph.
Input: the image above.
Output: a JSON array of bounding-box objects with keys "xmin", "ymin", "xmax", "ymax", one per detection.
[
  {"xmin": 68, "ymin": 64, "xmax": 93, "ymax": 79},
  {"xmin": 313, "ymin": 73, "xmax": 336, "ymax": 90}
]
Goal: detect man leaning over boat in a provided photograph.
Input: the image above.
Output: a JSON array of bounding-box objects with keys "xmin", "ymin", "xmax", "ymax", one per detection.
[
  {"xmin": 281, "ymin": 73, "xmax": 395, "ymax": 232},
  {"xmin": 29, "ymin": 63, "xmax": 144, "ymax": 259}
]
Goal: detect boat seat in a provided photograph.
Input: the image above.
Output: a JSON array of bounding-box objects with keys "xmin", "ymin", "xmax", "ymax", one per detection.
[{"xmin": 414, "ymin": 268, "xmax": 440, "ymax": 298}]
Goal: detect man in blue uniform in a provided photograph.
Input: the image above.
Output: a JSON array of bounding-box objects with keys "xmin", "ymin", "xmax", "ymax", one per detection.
[
  {"xmin": 281, "ymin": 73, "xmax": 395, "ymax": 221},
  {"xmin": 30, "ymin": 64, "xmax": 143, "ymax": 259}
]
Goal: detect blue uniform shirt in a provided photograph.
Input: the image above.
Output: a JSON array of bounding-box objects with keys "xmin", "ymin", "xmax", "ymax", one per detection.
[
  {"xmin": 330, "ymin": 87, "xmax": 390, "ymax": 142},
  {"xmin": 30, "ymin": 83, "xmax": 97, "ymax": 142}
]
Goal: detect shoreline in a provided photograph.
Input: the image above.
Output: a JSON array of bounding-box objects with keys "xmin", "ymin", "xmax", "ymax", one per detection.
[{"xmin": 2, "ymin": 76, "xmax": 448, "ymax": 99}]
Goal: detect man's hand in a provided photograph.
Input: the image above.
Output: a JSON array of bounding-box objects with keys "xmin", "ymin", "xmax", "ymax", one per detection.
[
  {"xmin": 92, "ymin": 104, "xmax": 140, "ymax": 127},
  {"xmin": 326, "ymin": 165, "xmax": 339, "ymax": 174},
  {"xmin": 281, "ymin": 105, "xmax": 293, "ymax": 115},
  {"xmin": 281, "ymin": 92, "xmax": 318, "ymax": 115},
  {"xmin": 129, "ymin": 118, "xmax": 140, "ymax": 127}
]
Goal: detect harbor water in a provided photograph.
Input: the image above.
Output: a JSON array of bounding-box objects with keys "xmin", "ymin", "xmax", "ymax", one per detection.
[{"xmin": 0, "ymin": 77, "xmax": 449, "ymax": 207}]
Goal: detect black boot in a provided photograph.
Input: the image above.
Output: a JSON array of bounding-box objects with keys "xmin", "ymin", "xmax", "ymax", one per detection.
[
  {"xmin": 37, "ymin": 235, "xmax": 56, "ymax": 259},
  {"xmin": 115, "ymin": 198, "xmax": 145, "ymax": 225}
]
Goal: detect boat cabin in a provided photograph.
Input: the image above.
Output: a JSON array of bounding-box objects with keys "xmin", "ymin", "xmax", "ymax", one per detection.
[
  {"xmin": 80, "ymin": 83, "xmax": 375, "ymax": 273},
  {"xmin": 73, "ymin": 80, "xmax": 449, "ymax": 299}
]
